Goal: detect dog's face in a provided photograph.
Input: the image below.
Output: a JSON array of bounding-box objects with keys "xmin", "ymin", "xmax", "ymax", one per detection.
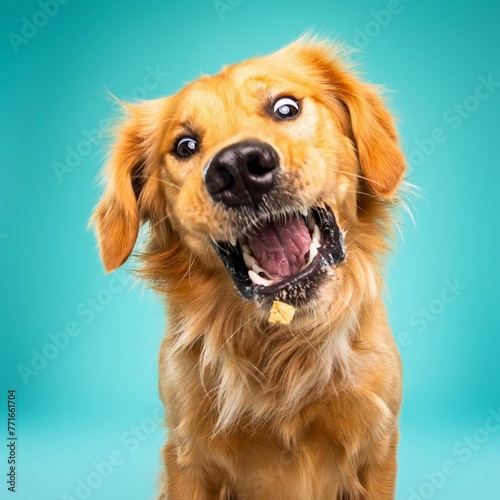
[{"xmin": 93, "ymin": 40, "xmax": 405, "ymax": 317}]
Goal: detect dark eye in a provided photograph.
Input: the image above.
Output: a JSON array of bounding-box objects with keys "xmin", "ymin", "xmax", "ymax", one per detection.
[
  {"xmin": 175, "ymin": 137, "xmax": 198, "ymax": 158},
  {"xmin": 273, "ymin": 97, "xmax": 300, "ymax": 119}
]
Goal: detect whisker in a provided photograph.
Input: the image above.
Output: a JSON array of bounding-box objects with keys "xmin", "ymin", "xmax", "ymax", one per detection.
[
  {"xmin": 140, "ymin": 174, "xmax": 181, "ymax": 191},
  {"xmin": 335, "ymin": 168, "xmax": 388, "ymax": 189},
  {"xmin": 209, "ymin": 234, "xmax": 227, "ymax": 253},
  {"xmin": 336, "ymin": 293, "xmax": 360, "ymax": 331},
  {"xmin": 149, "ymin": 210, "xmax": 177, "ymax": 230},
  {"xmin": 219, "ymin": 311, "xmax": 262, "ymax": 351}
]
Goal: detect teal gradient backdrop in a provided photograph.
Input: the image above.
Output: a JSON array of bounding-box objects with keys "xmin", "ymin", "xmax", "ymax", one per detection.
[{"xmin": 1, "ymin": 0, "xmax": 499, "ymax": 498}]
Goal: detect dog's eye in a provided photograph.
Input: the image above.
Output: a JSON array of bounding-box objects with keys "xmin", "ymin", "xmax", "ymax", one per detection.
[
  {"xmin": 273, "ymin": 97, "xmax": 300, "ymax": 119},
  {"xmin": 175, "ymin": 137, "xmax": 199, "ymax": 158}
]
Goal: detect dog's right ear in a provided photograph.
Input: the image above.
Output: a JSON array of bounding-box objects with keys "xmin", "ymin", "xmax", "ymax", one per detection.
[{"xmin": 91, "ymin": 100, "xmax": 163, "ymax": 273}]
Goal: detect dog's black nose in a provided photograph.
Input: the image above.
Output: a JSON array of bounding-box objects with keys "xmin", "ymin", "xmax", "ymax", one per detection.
[{"xmin": 203, "ymin": 140, "xmax": 279, "ymax": 208}]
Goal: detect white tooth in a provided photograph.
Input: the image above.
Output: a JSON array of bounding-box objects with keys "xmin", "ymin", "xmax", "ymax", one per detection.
[
  {"xmin": 241, "ymin": 243, "xmax": 251, "ymax": 254},
  {"xmin": 248, "ymin": 270, "xmax": 273, "ymax": 287},
  {"xmin": 312, "ymin": 224, "xmax": 321, "ymax": 247},
  {"xmin": 307, "ymin": 243, "xmax": 318, "ymax": 265},
  {"xmin": 243, "ymin": 251, "xmax": 256, "ymax": 269},
  {"xmin": 251, "ymin": 262, "xmax": 269, "ymax": 276},
  {"xmin": 299, "ymin": 207, "xmax": 309, "ymax": 217},
  {"xmin": 229, "ymin": 235, "xmax": 237, "ymax": 247}
]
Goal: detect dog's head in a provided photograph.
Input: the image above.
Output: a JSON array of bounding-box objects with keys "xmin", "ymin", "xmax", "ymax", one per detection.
[{"xmin": 92, "ymin": 39, "xmax": 405, "ymax": 318}]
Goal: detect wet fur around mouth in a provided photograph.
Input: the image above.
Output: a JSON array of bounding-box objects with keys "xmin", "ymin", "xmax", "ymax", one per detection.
[{"xmin": 212, "ymin": 206, "xmax": 346, "ymax": 307}]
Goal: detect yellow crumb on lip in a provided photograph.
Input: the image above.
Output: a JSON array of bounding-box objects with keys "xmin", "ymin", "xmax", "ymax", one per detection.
[{"xmin": 268, "ymin": 301, "xmax": 296, "ymax": 325}]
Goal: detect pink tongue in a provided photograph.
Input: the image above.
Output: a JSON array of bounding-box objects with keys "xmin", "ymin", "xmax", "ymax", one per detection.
[{"xmin": 247, "ymin": 215, "xmax": 312, "ymax": 279}]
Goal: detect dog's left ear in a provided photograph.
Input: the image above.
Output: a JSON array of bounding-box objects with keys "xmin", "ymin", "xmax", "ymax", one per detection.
[
  {"xmin": 283, "ymin": 39, "xmax": 406, "ymax": 198},
  {"xmin": 91, "ymin": 100, "xmax": 164, "ymax": 272},
  {"xmin": 336, "ymin": 82, "xmax": 406, "ymax": 198}
]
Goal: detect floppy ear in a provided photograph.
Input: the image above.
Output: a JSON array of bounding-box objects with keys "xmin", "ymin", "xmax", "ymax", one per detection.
[
  {"xmin": 336, "ymin": 81, "xmax": 406, "ymax": 198},
  {"xmin": 283, "ymin": 38, "xmax": 406, "ymax": 197},
  {"xmin": 91, "ymin": 101, "xmax": 162, "ymax": 272}
]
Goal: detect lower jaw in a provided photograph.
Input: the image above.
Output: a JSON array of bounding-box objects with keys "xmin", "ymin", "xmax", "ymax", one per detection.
[{"xmin": 252, "ymin": 253, "xmax": 333, "ymax": 306}]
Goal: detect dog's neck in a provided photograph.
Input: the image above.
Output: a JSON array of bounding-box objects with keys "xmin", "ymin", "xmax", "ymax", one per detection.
[{"xmin": 162, "ymin": 253, "xmax": 381, "ymax": 434}]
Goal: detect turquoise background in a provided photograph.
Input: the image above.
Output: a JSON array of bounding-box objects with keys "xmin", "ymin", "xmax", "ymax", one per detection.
[{"xmin": 1, "ymin": 0, "xmax": 499, "ymax": 498}]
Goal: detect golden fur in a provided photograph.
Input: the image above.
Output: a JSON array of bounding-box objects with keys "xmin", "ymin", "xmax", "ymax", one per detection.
[{"xmin": 92, "ymin": 38, "xmax": 405, "ymax": 499}]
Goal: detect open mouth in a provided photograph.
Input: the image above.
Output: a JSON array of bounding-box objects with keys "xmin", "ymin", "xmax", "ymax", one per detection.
[{"xmin": 212, "ymin": 206, "xmax": 345, "ymax": 305}]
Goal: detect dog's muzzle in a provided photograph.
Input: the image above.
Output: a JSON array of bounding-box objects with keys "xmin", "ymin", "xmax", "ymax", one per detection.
[{"xmin": 203, "ymin": 140, "xmax": 345, "ymax": 307}]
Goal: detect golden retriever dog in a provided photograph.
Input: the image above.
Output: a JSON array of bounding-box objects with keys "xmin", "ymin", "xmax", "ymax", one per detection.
[{"xmin": 92, "ymin": 37, "xmax": 405, "ymax": 499}]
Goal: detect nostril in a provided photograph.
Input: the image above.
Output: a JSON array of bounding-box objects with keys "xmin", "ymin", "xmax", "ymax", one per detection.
[
  {"xmin": 246, "ymin": 151, "xmax": 276, "ymax": 175},
  {"xmin": 218, "ymin": 169, "xmax": 234, "ymax": 190},
  {"xmin": 246, "ymin": 154, "xmax": 262, "ymax": 175}
]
